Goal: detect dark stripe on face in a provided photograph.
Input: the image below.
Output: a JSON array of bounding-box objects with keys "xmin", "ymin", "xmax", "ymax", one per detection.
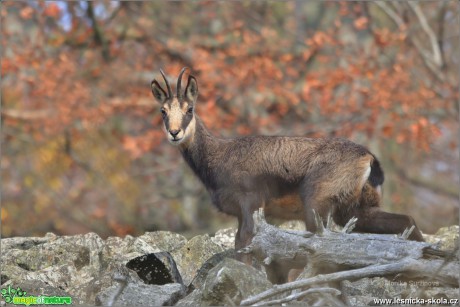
[
  {"xmin": 181, "ymin": 112, "xmax": 193, "ymax": 132},
  {"xmin": 164, "ymin": 116, "xmax": 171, "ymax": 131}
]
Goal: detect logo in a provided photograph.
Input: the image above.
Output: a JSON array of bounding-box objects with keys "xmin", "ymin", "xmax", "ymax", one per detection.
[{"xmin": 1, "ymin": 285, "xmax": 72, "ymax": 306}]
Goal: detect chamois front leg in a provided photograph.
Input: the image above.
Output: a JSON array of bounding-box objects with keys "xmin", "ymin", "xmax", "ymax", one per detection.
[{"xmin": 234, "ymin": 193, "xmax": 260, "ymax": 265}]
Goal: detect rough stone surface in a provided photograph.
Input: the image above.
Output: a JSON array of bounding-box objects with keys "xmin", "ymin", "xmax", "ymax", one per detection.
[
  {"xmin": 137, "ymin": 231, "xmax": 188, "ymax": 253},
  {"xmin": 424, "ymin": 225, "xmax": 459, "ymax": 251},
  {"xmin": 177, "ymin": 258, "xmax": 272, "ymax": 306},
  {"xmin": 188, "ymin": 249, "xmax": 236, "ymax": 292},
  {"xmin": 96, "ymin": 282, "xmax": 185, "ymax": 306},
  {"xmin": 1, "ymin": 231, "xmax": 187, "ymax": 306},
  {"xmin": 424, "ymin": 287, "xmax": 460, "ymax": 302},
  {"xmin": 211, "ymin": 228, "xmax": 236, "ymax": 249},
  {"xmin": 171, "ymin": 234, "xmax": 224, "ymax": 287},
  {"xmin": 175, "ymin": 288, "xmax": 203, "ymax": 306},
  {"xmin": 1, "ymin": 225, "xmax": 458, "ymax": 306},
  {"xmin": 342, "ymin": 277, "xmax": 459, "ymax": 306},
  {"xmin": 342, "ymin": 277, "xmax": 415, "ymax": 302}
]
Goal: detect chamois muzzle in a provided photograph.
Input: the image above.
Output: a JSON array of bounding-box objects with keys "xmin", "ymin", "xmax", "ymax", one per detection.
[{"xmin": 169, "ymin": 129, "xmax": 181, "ymax": 139}]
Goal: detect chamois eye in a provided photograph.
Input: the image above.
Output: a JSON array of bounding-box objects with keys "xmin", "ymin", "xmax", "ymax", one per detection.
[
  {"xmin": 161, "ymin": 108, "xmax": 167, "ymax": 118},
  {"xmin": 187, "ymin": 107, "xmax": 194, "ymax": 114}
]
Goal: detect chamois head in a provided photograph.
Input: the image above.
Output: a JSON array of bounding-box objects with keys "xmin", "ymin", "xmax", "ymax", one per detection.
[{"xmin": 151, "ymin": 67, "xmax": 199, "ymax": 145}]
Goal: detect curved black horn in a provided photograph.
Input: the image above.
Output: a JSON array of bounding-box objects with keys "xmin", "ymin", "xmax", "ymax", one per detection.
[
  {"xmin": 160, "ymin": 69, "xmax": 172, "ymax": 98},
  {"xmin": 176, "ymin": 67, "xmax": 188, "ymax": 98}
]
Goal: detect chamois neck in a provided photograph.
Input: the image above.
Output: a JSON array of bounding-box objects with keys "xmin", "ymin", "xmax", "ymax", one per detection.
[
  {"xmin": 178, "ymin": 115, "xmax": 221, "ymax": 189},
  {"xmin": 179, "ymin": 115, "xmax": 218, "ymax": 150}
]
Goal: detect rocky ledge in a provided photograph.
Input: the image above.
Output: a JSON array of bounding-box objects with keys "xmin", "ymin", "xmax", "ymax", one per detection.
[{"xmin": 1, "ymin": 225, "xmax": 458, "ymax": 306}]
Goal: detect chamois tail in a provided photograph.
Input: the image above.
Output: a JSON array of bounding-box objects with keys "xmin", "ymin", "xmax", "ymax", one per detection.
[{"xmin": 368, "ymin": 156, "xmax": 384, "ymax": 188}]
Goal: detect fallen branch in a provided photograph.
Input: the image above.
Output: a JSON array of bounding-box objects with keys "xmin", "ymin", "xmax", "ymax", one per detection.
[
  {"xmin": 240, "ymin": 209, "xmax": 459, "ymax": 305},
  {"xmin": 242, "ymin": 258, "xmax": 417, "ymax": 306}
]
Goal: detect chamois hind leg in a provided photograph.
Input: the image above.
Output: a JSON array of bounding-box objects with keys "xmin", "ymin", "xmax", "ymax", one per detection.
[
  {"xmin": 301, "ymin": 190, "xmax": 332, "ymax": 233},
  {"xmin": 300, "ymin": 168, "xmax": 340, "ymax": 233},
  {"xmin": 355, "ymin": 208, "xmax": 424, "ymax": 241},
  {"xmin": 333, "ymin": 183, "xmax": 424, "ymax": 241}
]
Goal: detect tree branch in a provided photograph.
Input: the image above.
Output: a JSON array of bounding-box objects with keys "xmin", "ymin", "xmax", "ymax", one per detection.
[
  {"xmin": 374, "ymin": 1, "xmax": 405, "ymax": 28},
  {"xmin": 242, "ymin": 258, "xmax": 448, "ymax": 306},
  {"xmin": 392, "ymin": 163, "xmax": 459, "ymax": 200},
  {"xmin": 87, "ymin": 2, "xmax": 110, "ymax": 62},
  {"xmin": 406, "ymin": 1, "xmax": 443, "ymax": 68},
  {"xmin": 2, "ymin": 109, "xmax": 54, "ymax": 120},
  {"xmin": 373, "ymin": 1, "xmax": 447, "ymax": 83}
]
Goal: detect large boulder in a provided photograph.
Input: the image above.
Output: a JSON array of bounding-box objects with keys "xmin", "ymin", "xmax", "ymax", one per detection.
[
  {"xmin": 177, "ymin": 258, "xmax": 272, "ymax": 306},
  {"xmin": 171, "ymin": 234, "xmax": 224, "ymax": 287},
  {"xmin": 424, "ymin": 225, "xmax": 459, "ymax": 251},
  {"xmin": 96, "ymin": 281, "xmax": 185, "ymax": 306},
  {"xmin": 1, "ymin": 231, "xmax": 188, "ymax": 305}
]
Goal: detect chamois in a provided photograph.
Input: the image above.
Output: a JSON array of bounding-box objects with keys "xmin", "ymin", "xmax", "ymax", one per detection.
[{"xmin": 150, "ymin": 68, "xmax": 424, "ymax": 281}]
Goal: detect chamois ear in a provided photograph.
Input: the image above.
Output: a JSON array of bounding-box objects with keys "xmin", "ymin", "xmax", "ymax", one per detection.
[
  {"xmin": 151, "ymin": 80, "xmax": 168, "ymax": 104},
  {"xmin": 185, "ymin": 75, "xmax": 199, "ymax": 103}
]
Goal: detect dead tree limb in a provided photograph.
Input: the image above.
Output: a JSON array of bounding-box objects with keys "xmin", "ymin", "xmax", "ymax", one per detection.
[{"xmin": 240, "ymin": 209, "xmax": 458, "ymax": 305}]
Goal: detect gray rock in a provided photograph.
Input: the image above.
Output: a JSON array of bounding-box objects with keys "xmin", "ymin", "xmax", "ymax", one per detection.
[
  {"xmin": 1, "ymin": 233, "xmax": 55, "ymax": 252},
  {"xmin": 2, "ymin": 232, "xmax": 103, "ymax": 273},
  {"xmin": 101, "ymin": 231, "xmax": 187, "ymax": 266},
  {"xmin": 342, "ymin": 277, "xmax": 459, "ymax": 306},
  {"xmin": 137, "ymin": 231, "xmax": 187, "ymax": 252},
  {"xmin": 425, "ymin": 225, "xmax": 459, "ymax": 251},
  {"xmin": 211, "ymin": 228, "xmax": 236, "ymax": 249},
  {"xmin": 424, "ymin": 287, "xmax": 460, "ymax": 302},
  {"xmin": 175, "ymin": 289, "xmax": 203, "ymax": 306},
  {"xmin": 346, "ymin": 295, "xmax": 377, "ymax": 306},
  {"xmin": 1, "ymin": 232, "xmax": 105, "ymax": 303},
  {"xmin": 96, "ymin": 282, "xmax": 185, "ymax": 306},
  {"xmin": 171, "ymin": 234, "xmax": 224, "ymax": 286},
  {"xmin": 189, "ymin": 249, "xmax": 236, "ymax": 291},
  {"xmin": 177, "ymin": 258, "xmax": 272, "ymax": 306},
  {"xmin": 342, "ymin": 277, "xmax": 406, "ymax": 298},
  {"xmin": 77, "ymin": 263, "xmax": 132, "ymax": 304},
  {"xmin": 1, "ymin": 231, "xmax": 188, "ymax": 306}
]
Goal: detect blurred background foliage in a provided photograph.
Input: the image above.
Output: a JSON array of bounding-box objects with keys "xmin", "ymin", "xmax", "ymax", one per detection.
[{"xmin": 1, "ymin": 1, "xmax": 458, "ymax": 238}]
